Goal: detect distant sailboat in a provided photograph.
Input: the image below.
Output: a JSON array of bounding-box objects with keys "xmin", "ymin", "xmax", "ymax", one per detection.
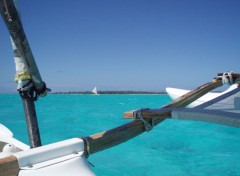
[{"xmin": 92, "ymin": 86, "xmax": 98, "ymax": 95}]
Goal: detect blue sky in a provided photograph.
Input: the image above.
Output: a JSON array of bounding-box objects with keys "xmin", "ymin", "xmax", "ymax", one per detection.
[{"xmin": 0, "ymin": 0, "xmax": 240, "ymax": 93}]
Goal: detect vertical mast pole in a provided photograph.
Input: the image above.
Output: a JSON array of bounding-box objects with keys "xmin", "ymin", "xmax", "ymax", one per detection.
[
  {"xmin": 20, "ymin": 90, "xmax": 42, "ymax": 148},
  {"xmin": 0, "ymin": 0, "xmax": 49, "ymax": 148}
]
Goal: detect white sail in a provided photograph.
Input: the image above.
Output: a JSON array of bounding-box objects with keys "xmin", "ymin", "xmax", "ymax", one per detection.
[{"xmin": 92, "ymin": 87, "xmax": 98, "ymax": 95}]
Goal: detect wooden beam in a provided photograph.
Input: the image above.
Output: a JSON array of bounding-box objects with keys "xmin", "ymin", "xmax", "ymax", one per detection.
[
  {"xmin": 123, "ymin": 79, "xmax": 223, "ymax": 119},
  {"xmin": 0, "ymin": 155, "xmax": 20, "ymax": 176},
  {"xmin": 84, "ymin": 108, "xmax": 172, "ymax": 154},
  {"xmin": 85, "ymin": 80, "xmax": 220, "ymax": 155},
  {"xmin": 124, "ymin": 108, "xmax": 172, "ymax": 119},
  {"xmin": 84, "ymin": 78, "xmax": 211, "ymax": 154},
  {"xmin": 124, "ymin": 73, "xmax": 240, "ymax": 118},
  {"xmin": 84, "ymin": 73, "xmax": 240, "ymax": 155},
  {"xmin": 163, "ymin": 79, "xmax": 222, "ymax": 108},
  {"xmin": 85, "ymin": 117, "xmax": 167, "ymax": 155}
]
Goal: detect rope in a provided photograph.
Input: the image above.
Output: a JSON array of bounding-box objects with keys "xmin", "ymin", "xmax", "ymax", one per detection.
[
  {"xmin": 133, "ymin": 108, "xmax": 153, "ymax": 132},
  {"xmin": 217, "ymin": 71, "xmax": 235, "ymax": 85},
  {"xmin": 80, "ymin": 137, "xmax": 90, "ymax": 158}
]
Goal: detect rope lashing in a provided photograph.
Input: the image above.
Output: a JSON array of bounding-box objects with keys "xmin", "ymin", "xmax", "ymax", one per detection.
[
  {"xmin": 80, "ymin": 136, "xmax": 90, "ymax": 157},
  {"xmin": 133, "ymin": 108, "xmax": 153, "ymax": 132},
  {"xmin": 216, "ymin": 71, "xmax": 235, "ymax": 85},
  {"xmin": 14, "ymin": 71, "xmax": 48, "ymax": 100}
]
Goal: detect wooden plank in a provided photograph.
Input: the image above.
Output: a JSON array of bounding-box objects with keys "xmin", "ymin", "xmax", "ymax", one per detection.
[
  {"xmin": 84, "ymin": 73, "xmax": 240, "ymax": 155},
  {"xmin": 85, "ymin": 80, "xmax": 219, "ymax": 155},
  {"xmin": 124, "ymin": 108, "xmax": 172, "ymax": 119},
  {"xmin": 0, "ymin": 155, "xmax": 20, "ymax": 176},
  {"xmin": 125, "ymin": 73, "xmax": 240, "ymax": 118},
  {"xmin": 123, "ymin": 79, "xmax": 223, "ymax": 118},
  {"xmin": 85, "ymin": 118, "xmax": 166, "ymax": 155},
  {"xmin": 163, "ymin": 79, "xmax": 222, "ymax": 108}
]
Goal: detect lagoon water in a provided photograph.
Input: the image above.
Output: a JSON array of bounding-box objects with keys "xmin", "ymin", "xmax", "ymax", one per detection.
[{"xmin": 1, "ymin": 94, "xmax": 240, "ymax": 175}]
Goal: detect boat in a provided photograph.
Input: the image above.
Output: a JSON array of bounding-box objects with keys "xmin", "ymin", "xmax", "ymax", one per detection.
[
  {"xmin": 92, "ymin": 87, "xmax": 98, "ymax": 95},
  {"xmin": 1, "ymin": 1, "xmax": 240, "ymax": 176},
  {"xmin": 166, "ymin": 83, "xmax": 238, "ymax": 107}
]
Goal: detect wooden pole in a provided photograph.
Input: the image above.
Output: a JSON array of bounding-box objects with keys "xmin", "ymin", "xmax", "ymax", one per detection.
[
  {"xmin": 0, "ymin": 156, "xmax": 19, "ymax": 176},
  {"xmin": 84, "ymin": 73, "xmax": 240, "ymax": 155}
]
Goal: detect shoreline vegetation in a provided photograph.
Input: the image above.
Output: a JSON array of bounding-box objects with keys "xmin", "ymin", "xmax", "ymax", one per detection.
[{"xmin": 52, "ymin": 91, "xmax": 167, "ymax": 94}]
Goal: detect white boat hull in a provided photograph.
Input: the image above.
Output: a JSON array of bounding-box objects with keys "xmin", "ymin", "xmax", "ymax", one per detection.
[
  {"xmin": 166, "ymin": 84, "xmax": 238, "ymax": 108},
  {"xmin": 0, "ymin": 125, "xmax": 95, "ymax": 176}
]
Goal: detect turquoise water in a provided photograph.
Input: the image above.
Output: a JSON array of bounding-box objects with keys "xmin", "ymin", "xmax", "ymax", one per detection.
[{"xmin": 1, "ymin": 94, "xmax": 240, "ymax": 175}]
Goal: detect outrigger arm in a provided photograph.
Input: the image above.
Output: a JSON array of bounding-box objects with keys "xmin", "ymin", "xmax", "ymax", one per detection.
[{"xmin": 83, "ymin": 72, "xmax": 240, "ymax": 155}]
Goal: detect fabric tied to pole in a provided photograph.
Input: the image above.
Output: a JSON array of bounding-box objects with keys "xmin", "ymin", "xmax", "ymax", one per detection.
[{"xmin": 0, "ymin": 0, "xmax": 50, "ymax": 97}]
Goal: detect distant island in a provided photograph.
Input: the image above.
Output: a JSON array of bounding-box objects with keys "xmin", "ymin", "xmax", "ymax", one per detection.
[{"xmin": 52, "ymin": 91, "xmax": 167, "ymax": 94}]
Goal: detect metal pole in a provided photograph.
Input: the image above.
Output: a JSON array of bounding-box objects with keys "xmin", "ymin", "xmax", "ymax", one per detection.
[
  {"xmin": 0, "ymin": 0, "xmax": 46, "ymax": 91},
  {"xmin": 20, "ymin": 89, "xmax": 42, "ymax": 148},
  {"xmin": 0, "ymin": 0, "xmax": 49, "ymax": 148}
]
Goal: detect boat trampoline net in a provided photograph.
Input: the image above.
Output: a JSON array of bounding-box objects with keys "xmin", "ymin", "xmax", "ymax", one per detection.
[
  {"xmin": 199, "ymin": 86, "xmax": 240, "ymax": 113},
  {"xmin": 172, "ymin": 85, "xmax": 240, "ymax": 128}
]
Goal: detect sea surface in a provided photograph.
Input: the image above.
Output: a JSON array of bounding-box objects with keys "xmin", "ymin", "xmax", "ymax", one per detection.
[{"xmin": 1, "ymin": 94, "xmax": 240, "ymax": 176}]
